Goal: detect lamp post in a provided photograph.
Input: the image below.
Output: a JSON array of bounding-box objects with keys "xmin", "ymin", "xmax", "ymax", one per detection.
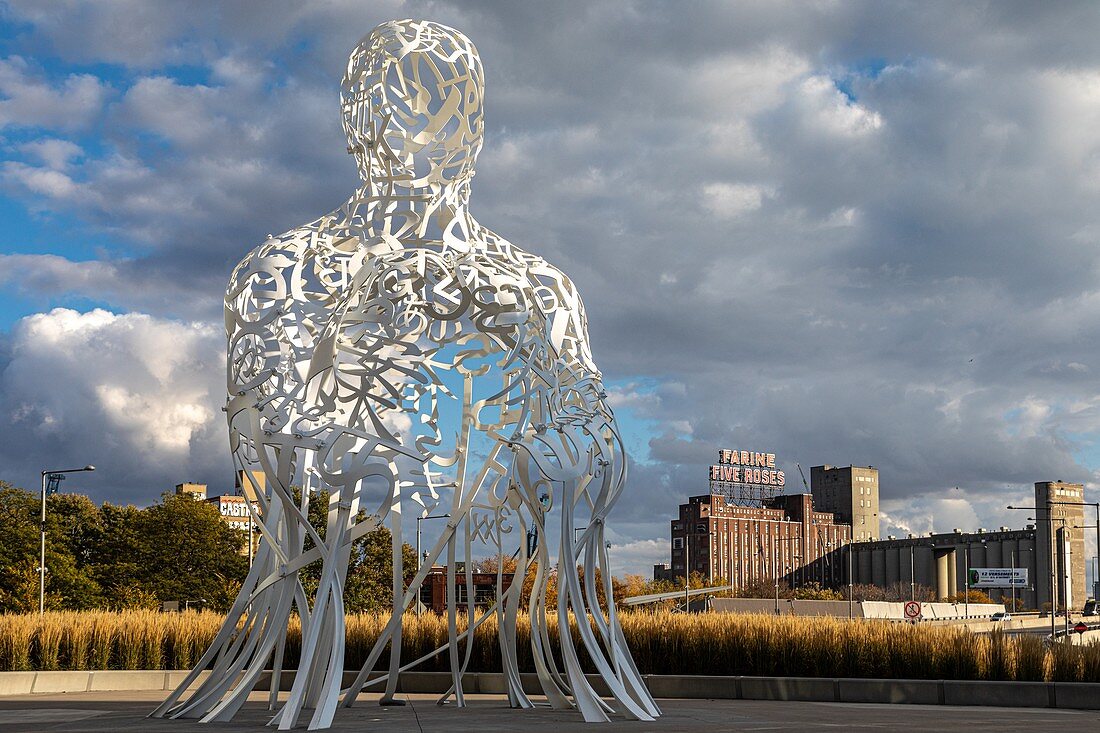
[
  {"xmin": 1010, "ymin": 503, "xmax": 1059, "ymax": 640},
  {"xmin": 415, "ymin": 512, "xmax": 450, "ymax": 616},
  {"xmin": 1075, "ymin": 503, "xmax": 1100, "ymax": 605},
  {"xmin": 39, "ymin": 465, "xmax": 95, "ymax": 614},
  {"xmin": 1015, "ymin": 499, "xmax": 1097, "ymax": 629},
  {"xmin": 848, "ymin": 538, "xmax": 855, "ymax": 620},
  {"xmin": 910, "ymin": 544, "xmax": 917, "ymax": 602},
  {"xmin": 963, "ymin": 537, "xmax": 986, "ymax": 621},
  {"xmin": 773, "ymin": 535, "xmax": 780, "ymax": 615},
  {"xmin": 1010, "ymin": 549, "xmax": 1017, "ymax": 613},
  {"xmin": 1029, "ymin": 512, "xmax": 1069, "ymax": 638},
  {"xmin": 684, "ymin": 524, "xmax": 691, "ymax": 613}
]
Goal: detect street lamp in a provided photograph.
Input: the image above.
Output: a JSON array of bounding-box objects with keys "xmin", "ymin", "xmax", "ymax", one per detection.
[
  {"xmin": 1068, "ymin": 502, "xmax": 1100, "ymax": 603},
  {"xmin": 684, "ymin": 525, "xmax": 691, "ymax": 613},
  {"xmin": 1010, "ymin": 548, "xmax": 1017, "ymax": 613},
  {"xmin": 1011, "ymin": 502, "xmax": 1062, "ymax": 640},
  {"xmin": 1028, "ymin": 513, "xmax": 1064, "ymax": 640},
  {"xmin": 1073, "ymin": 524, "xmax": 1099, "ymax": 599},
  {"xmin": 773, "ymin": 535, "xmax": 780, "ymax": 615},
  {"xmin": 39, "ymin": 464, "xmax": 95, "ymax": 614},
  {"xmin": 910, "ymin": 544, "xmax": 917, "ymax": 602},
  {"xmin": 415, "ymin": 512, "xmax": 450, "ymax": 616},
  {"xmin": 847, "ymin": 537, "xmax": 855, "ymax": 620},
  {"xmin": 963, "ymin": 537, "xmax": 987, "ymax": 621}
]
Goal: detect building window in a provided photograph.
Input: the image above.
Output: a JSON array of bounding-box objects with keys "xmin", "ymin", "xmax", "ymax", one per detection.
[
  {"xmin": 672, "ymin": 538, "xmax": 684, "ymax": 549},
  {"xmin": 672, "ymin": 522, "xmax": 682, "ymax": 530}
]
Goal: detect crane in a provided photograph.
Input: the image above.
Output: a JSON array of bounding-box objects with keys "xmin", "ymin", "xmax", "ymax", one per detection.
[{"xmin": 796, "ymin": 462, "xmax": 810, "ymax": 492}]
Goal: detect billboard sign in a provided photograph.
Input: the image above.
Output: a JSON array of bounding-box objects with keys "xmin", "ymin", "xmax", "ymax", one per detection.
[
  {"xmin": 969, "ymin": 568, "xmax": 1027, "ymax": 588},
  {"xmin": 709, "ymin": 449, "xmax": 785, "ymax": 487},
  {"xmin": 709, "ymin": 449, "xmax": 786, "ymax": 508}
]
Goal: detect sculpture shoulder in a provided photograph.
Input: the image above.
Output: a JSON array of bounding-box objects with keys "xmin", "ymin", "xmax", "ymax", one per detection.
[
  {"xmin": 472, "ymin": 227, "xmax": 586, "ymax": 315},
  {"xmin": 225, "ymin": 218, "xmax": 370, "ymax": 332},
  {"xmin": 473, "ymin": 229, "xmax": 597, "ymax": 371},
  {"xmin": 227, "ymin": 221, "xmax": 330, "ymax": 295}
]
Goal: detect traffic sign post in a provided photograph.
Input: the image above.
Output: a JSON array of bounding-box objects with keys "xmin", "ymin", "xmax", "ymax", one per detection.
[{"xmin": 904, "ymin": 600, "xmax": 922, "ymax": 622}]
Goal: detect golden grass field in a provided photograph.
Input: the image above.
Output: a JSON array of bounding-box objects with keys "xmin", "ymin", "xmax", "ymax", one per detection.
[{"xmin": 2, "ymin": 610, "xmax": 1098, "ymax": 682}]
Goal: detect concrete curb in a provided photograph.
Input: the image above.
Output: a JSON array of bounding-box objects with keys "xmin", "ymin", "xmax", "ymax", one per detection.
[
  {"xmin": 0, "ymin": 670, "xmax": 213, "ymax": 696},
  {"xmin": 1, "ymin": 671, "xmax": 1098, "ymax": 710}
]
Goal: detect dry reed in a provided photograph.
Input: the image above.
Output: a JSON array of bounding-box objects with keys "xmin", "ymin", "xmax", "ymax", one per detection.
[{"xmin": 1, "ymin": 610, "xmax": 1099, "ymax": 683}]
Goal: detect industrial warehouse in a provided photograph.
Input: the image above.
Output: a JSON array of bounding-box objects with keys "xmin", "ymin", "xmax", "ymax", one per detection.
[{"xmin": 654, "ymin": 449, "xmax": 1089, "ymax": 613}]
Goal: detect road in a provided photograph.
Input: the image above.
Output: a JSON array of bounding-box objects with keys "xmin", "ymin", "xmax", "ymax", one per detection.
[{"xmin": 0, "ymin": 690, "xmax": 1098, "ymax": 733}]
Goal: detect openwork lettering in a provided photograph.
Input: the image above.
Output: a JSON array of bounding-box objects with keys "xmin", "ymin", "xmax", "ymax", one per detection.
[{"xmin": 153, "ymin": 19, "xmax": 659, "ymax": 729}]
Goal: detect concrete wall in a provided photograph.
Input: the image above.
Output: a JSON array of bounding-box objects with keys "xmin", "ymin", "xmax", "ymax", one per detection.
[
  {"xmin": 847, "ymin": 529, "xmax": 1043, "ymax": 605},
  {"xmin": 6, "ymin": 670, "xmax": 1100, "ymax": 711},
  {"xmin": 0, "ymin": 670, "xmax": 211, "ymax": 696},
  {"xmin": 709, "ymin": 598, "xmax": 1005, "ymax": 620}
]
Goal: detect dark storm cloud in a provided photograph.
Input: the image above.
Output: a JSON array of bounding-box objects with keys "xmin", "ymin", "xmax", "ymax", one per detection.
[{"xmin": 1, "ymin": 1, "xmax": 1099, "ymax": 570}]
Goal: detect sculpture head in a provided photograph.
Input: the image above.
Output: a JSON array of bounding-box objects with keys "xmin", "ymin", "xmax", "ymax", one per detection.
[{"xmin": 342, "ymin": 19, "xmax": 485, "ymax": 199}]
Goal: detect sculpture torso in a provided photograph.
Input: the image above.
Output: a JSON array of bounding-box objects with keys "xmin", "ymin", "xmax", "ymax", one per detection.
[{"xmin": 226, "ymin": 194, "xmax": 610, "ymax": 508}]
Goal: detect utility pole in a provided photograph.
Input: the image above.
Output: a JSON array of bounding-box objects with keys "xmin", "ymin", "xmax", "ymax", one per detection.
[
  {"xmin": 1051, "ymin": 508, "xmax": 1059, "ymax": 640},
  {"xmin": 1061, "ymin": 522, "xmax": 1070, "ymax": 639},
  {"xmin": 39, "ymin": 465, "xmax": 95, "ymax": 614},
  {"xmin": 848, "ymin": 539, "xmax": 855, "ymax": 620},
  {"xmin": 1023, "ymin": 498, "xmax": 1100, "ymax": 636},
  {"xmin": 415, "ymin": 512, "xmax": 450, "ymax": 616},
  {"xmin": 965, "ymin": 540, "xmax": 970, "ymax": 621},
  {"xmin": 684, "ymin": 524, "xmax": 691, "ymax": 613},
  {"xmin": 1010, "ymin": 550, "xmax": 1016, "ymax": 612},
  {"xmin": 1008, "ymin": 501, "xmax": 1059, "ymax": 640},
  {"xmin": 773, "ymin": 534, "xmax": 780, "ymax": 615}
]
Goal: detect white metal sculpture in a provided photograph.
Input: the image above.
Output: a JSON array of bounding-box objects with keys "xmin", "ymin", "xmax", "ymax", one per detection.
[{"xmin": 152, "ymin": 19, "xmax": 659, "ymax": 730}]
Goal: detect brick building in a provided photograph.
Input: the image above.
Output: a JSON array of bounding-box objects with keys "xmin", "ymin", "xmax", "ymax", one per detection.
[
  {"xmin": 418, "ymin": 565, "xmax": 516, "ymax": 613},
  {"xmin": 656, "ymin": 492, "xmax": 851, "ymax": 588}
]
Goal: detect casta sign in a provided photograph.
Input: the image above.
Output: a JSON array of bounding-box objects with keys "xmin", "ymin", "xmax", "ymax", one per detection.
[{"xmin": 709, "ymin": 449, "xmax": 786, "ymax": 487}]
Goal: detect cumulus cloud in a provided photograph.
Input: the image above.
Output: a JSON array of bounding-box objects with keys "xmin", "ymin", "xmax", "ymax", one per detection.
[
  {"xmin": 0, "ymin": 56, "xmax": 110, "ymax": 130},
  {"xmin": 0, "ymin": 309, "xmax": 229, "ymax": 502},
  {"xmin": 605, "ymin": 538, "xmax": 669, "ymax": 579},
  {"xmin": 20, "ymin": 139, "xmax": 83, "ymax": 170}
]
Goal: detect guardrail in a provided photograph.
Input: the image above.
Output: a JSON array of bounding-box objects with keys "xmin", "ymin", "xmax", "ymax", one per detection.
[{"xmin": 621, "ymin": 585, "xmax": 731, "ymax": 606}]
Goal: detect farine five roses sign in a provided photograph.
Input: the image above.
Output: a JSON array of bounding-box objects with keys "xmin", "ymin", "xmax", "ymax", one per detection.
[{"xmin": 709, "ymin": 449, "xmax": 786, "ymax": 487}]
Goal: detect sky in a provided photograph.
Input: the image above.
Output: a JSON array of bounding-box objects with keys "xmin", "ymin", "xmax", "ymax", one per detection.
[{"xmin": 1, "ymin": 1, "xmax": 1099, "ymax": 578}]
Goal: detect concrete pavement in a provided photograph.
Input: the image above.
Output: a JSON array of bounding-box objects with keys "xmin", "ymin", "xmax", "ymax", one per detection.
[{"xmin": 1, "ymin": 690, "xmax": 1098, "ymax": 732}]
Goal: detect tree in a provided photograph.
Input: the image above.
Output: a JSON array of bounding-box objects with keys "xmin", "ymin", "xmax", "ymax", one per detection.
[
  {"xmin": 345, "ymin": 523, "xmax": 418, "ymax": 613},
  {"xmin": 946, "ymin": 589, "xmax": 993, "ymax": 604},
  {"xmin": 42, "ymin": 493, "xmax": 104, "ymax": 609},
  {"xmin": 0, "ymin": 483, "xmax": 43, "ymax": 612},
  {"xmin": 136, "ymin": 492, "xmax": 249, "ymax": 610},
  {"xmin": 0, "ymin": 483, "xmax": 103, "ymax": 611},
  {"xmin": 293, "ymin": 488, "xmax": 418, "ymax": 613},
  {"xmin": 87, "ymin": 503, "xmax": 150, "ymax": 609}
]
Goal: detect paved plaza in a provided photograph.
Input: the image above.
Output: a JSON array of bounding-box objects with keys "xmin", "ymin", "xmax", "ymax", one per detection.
[{"xmin": 0, "ymin": 691, "xmax": 1098, "ymax": 733}]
